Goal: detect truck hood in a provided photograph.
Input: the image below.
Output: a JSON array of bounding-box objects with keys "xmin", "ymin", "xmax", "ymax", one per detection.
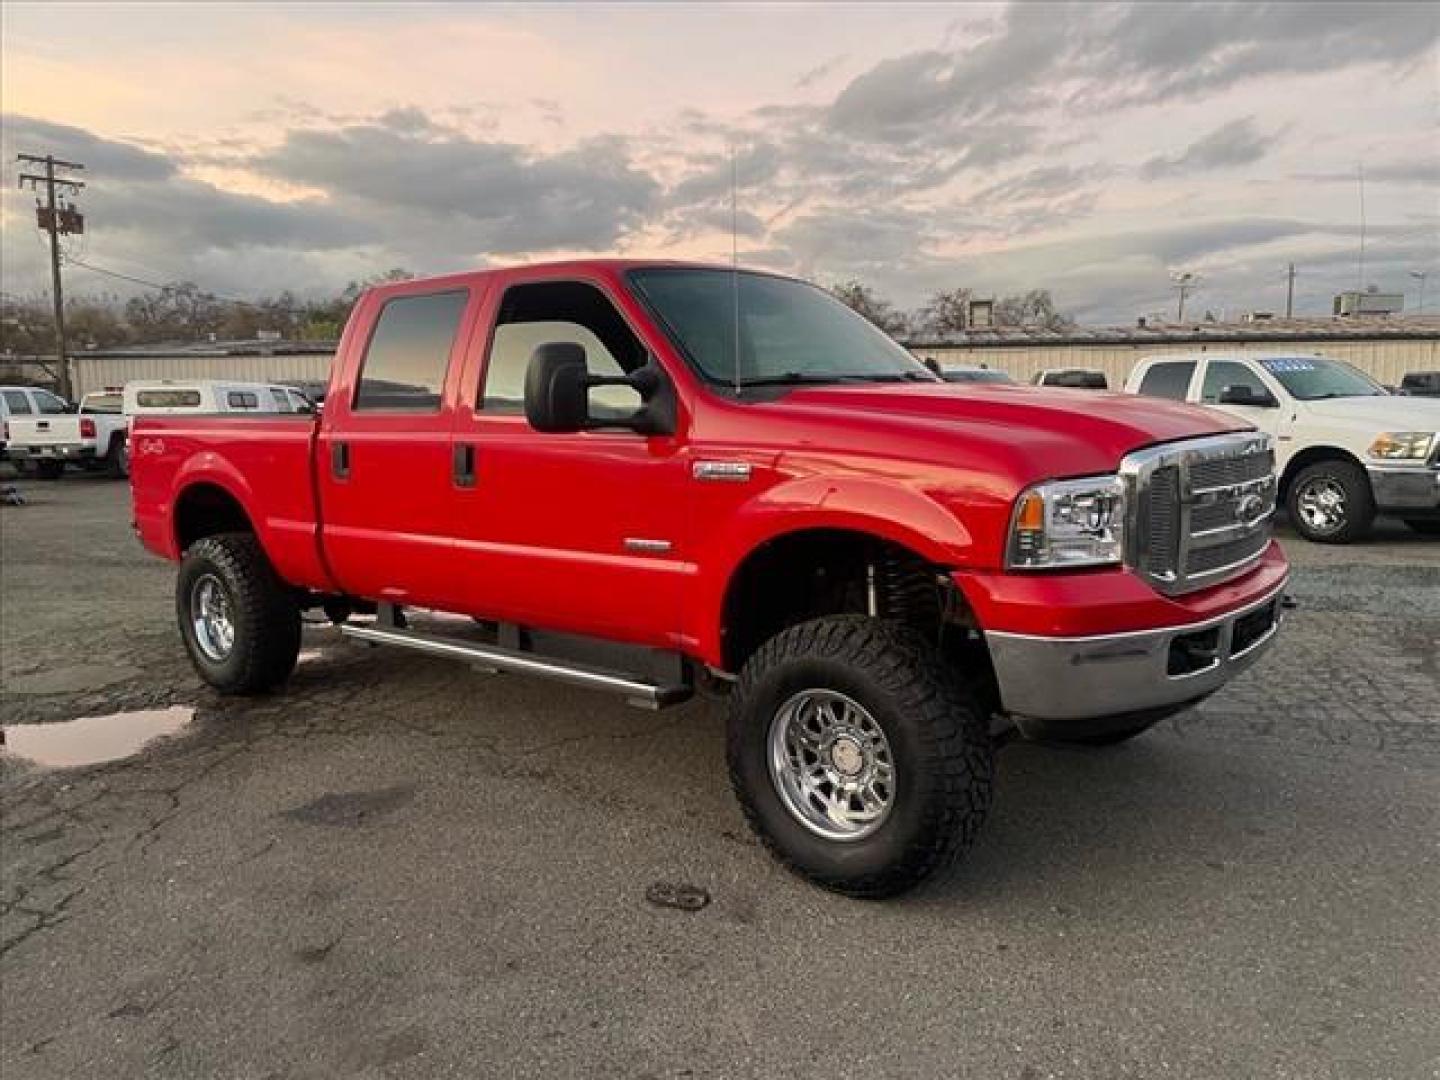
[
  {"xmin": 763, "ymin": 383, "xmax": 1248, "ymax": 476},
  {"xmin": 1300, "ymin": 394, "xmax": 1440, "ymax": 430}
]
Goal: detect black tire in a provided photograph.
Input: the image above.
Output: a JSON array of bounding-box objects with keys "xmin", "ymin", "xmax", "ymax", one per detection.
[
  {"xmin": 727, "ymin": 616, "xmax": 994, "ymax": 898},
  {"xmin": 1403, "ymin": 518, "xmax": 1440, "ymax": 538},
  {"xmin": 36, "ymin": 459, "xmax": 64, "ymax": 480},
  {"xmin": 176, "ymin": 533, "xmax": 301, "ymax": 695},
  {"xmin": 1286, "ymin": 459, "xmax": 1374, "ymax": 544},
  {"xmin": 106, "ymin": 435, "xmax": 129, "ymax": 479}
]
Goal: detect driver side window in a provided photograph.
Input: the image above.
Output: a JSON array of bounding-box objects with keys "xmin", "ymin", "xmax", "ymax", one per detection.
[
  {"xmin": 1201, "ymin": 361, "xmax": 1267, "ymax": 403},
  {"xmin": 481, "ymin": 282, "xmax": 644, "ymax": 421}
]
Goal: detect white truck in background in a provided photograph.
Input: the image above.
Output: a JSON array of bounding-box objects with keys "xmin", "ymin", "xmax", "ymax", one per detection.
[
  {"xmin": 4, "ymin": 390, "xmax": 130, "ymax": 479},
  {"xmin": 1125, "ymin": 352, "xmax": 1440, "ymax": 543}
]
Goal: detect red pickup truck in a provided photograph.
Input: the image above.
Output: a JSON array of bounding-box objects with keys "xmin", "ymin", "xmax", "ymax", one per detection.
[{"xmin": 131, "ymin": 260, "xmax": 1288, "ymax": 897}]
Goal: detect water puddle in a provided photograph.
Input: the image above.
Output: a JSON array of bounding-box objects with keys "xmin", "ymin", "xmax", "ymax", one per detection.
[{"xmin": 1, "ymin": 706, "xmax": 196, "ymax": 770}]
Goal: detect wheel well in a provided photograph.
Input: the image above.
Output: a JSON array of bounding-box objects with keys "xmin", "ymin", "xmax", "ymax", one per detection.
[
  {"xmin": 175, "ymin": 483, "xmax": 254, "ymax": 552},
  {"xmin": 1279, "ymin": 446, "xmax": 1365, "ymax": 499},
  {"xmin": 720, "ymin": 529, "xmax": 970, "ymax": 673}
]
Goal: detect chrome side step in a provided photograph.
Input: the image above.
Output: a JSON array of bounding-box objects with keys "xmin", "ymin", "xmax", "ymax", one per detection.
[{"xmin": 340, "ymin": 622, "xmax": 692, "ymax": 710}]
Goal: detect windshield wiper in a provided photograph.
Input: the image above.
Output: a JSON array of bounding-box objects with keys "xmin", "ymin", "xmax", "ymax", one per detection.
[{"xmin": 737, "ymin": 370, "xmax": 935, "ymax": 388}]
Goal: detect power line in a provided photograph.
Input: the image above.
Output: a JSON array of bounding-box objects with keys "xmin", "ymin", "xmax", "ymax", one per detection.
[{"xmin": 64, "ymin": 256, "xmax": 313, "ymax": 314}]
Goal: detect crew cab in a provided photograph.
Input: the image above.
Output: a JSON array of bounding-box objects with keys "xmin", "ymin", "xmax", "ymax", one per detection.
[
  {"xmin": 1, "ymin": 385, "xmax": 70, "ymax": 463},
  {"xmin": 7, "ymin": 389, "xmax": 130, "ymax": 478},
  {"xmin": 131, "ymin": 261, "xmax": 1289, "ymax": 897},
  {"xmin": 1126, "ymin": 353, "xmax": 1440, "ymax": 541}
]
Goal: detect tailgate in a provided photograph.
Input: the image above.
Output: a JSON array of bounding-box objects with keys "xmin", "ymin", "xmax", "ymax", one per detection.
[{"xmin": 8, "ymin": 416, "xmax": 82, "ymax": 448}]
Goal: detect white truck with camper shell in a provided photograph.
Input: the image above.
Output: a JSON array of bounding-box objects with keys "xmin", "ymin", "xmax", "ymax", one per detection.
[{"xmin": 1126, "ymin": 352, "xmax": 1440, "ymax": 542}]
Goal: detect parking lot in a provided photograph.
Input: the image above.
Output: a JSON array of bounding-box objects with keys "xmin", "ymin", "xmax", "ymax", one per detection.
[{"xmin": 2, "ymin": 475, "xmax": 1437, "ymax": 1079}]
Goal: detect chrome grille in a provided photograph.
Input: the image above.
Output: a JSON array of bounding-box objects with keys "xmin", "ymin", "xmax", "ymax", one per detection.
[{"xmin": 1123, "ymin": 433, "xmax": 1276, "ymax": 595}]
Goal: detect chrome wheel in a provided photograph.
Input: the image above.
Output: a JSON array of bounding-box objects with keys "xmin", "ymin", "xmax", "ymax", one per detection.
[
  {"xmin": 767, "ymin": 689, "xmax": 895, "ymax": 841},
  {"xmin": 1296, "ymin": 475, "xmax": 1347, "ymax": 535},
  {"xmin": 191, "ymin": 574, "xmax": 236, "ymax": 662}
]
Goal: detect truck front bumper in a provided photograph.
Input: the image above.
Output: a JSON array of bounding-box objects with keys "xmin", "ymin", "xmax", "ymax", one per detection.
[
  {"xmin": 983, "ymin": 574, "xmax": 1287, "ymax": 725},
  {"xmin": 1368, "ymin": 464, "xmax": 1439, "ymax": 517}
]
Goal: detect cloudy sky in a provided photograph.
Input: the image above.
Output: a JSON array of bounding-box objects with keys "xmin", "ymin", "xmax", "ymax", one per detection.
[{"xmin": 2, "ymin": 1, "xmax": 1436, "ymax": 324}]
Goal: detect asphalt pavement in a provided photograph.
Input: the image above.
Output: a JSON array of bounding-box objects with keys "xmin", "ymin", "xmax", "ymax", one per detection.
[{"xmin": 2, "ymin": 475, "xmax": 1437, "ymax": 1079}]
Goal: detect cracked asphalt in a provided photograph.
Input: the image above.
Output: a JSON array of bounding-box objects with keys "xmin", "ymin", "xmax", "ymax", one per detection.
[{"xmin": 2, "ymin": 476, "xmax": 1438, "ymax": 1080}]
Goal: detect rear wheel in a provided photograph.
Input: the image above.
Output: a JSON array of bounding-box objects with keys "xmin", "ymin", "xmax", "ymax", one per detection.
[
  {"xmin": 1403, "ymin": 518, "xmax": 1440, "ymax": 538},
  {"xmin": 106, "ymin": 436, "xmax": 130, "ymax": 478},
  {"xmin": 177, "ymin": 533, "xmax": 300, "ymax": 694},
  {"xmin": 1287, "ymin": 459, "xmax": 1374, "ymax": 543},
  {"xmin": 727, "ymin": 616, "xmax": 994, "ymax": 898},
  {"xmin": 36, "ymin": 459, "xmax": 64, "ymax": 480}
]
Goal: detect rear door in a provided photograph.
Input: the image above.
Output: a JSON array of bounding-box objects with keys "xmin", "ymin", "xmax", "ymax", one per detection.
[{"xmin": 316, "ymin": 283, "xmax": 482, "ymax": 607}]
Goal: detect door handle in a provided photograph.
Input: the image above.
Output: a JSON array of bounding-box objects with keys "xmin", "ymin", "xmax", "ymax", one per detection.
[
  {"xmin": 453, "ymin": 443, "xmax": 476, "ymax": 488},
  {"xmin": 331, "ymin": 441, "xmax": 350, "ymax": 480}
]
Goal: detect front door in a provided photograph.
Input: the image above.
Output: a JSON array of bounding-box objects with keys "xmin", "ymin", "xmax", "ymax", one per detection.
[
  {"xmin": 316, "ymin": 285, "xmax": 480, "ymax": 607},
  {"xmin": 449, "ymin": 278, "xmax": 689, "ymax": 648}
]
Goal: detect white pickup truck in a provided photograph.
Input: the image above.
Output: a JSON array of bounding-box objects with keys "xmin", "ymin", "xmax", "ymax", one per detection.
[
  {"xmin": 1126, "ymin": 352, "xmax": 1440, "ymax": 543},
  {"xmin": 5, "ymin": 390, "xmax": 130, "ymax": 479}
]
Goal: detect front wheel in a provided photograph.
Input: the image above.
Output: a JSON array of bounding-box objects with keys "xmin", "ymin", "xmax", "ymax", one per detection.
[
  {"xmin": 1287, "ymin": 459, "xmax": 1374, "ymax": 543},
  {"xmin": 177, "ymin": 533, "xmax": 301, "ymax": 694},
  {"xmin": 727, "ymin": 617, "xmax": 994, "ymax": 898},
  {"xmin": 107, "ymin": 437, "xmax": 130, "ymax": 479}
]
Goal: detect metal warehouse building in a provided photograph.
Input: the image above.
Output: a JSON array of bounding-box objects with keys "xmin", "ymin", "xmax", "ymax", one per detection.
[
  {"xmin": 905, "ymin": 317, "xmax": 1440, "ymax": 389},
  {"xmin": 68, "ymin": 340, "xmax": 338, "ymax": 397}
]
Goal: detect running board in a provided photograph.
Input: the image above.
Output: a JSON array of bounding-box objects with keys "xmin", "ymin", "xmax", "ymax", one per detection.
[{"xmin": 340, "ymin": 623, "xmax": 692, "ymax": 710}]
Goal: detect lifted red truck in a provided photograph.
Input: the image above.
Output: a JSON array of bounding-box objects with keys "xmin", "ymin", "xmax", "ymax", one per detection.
[{"xmin": 132, "ymin": 260, "xmax": 1288, "ymax": 896}]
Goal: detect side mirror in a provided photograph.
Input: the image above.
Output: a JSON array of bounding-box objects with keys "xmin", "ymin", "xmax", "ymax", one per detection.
[
  {"xmin": 523, "ymin": 343, "xmax": 675, "ymax": 436},
  {"xmin": 1218, "ymin": 384, "xmax": 1278, "ymax": 408},
  {"xmin": 524, "ymin": 342, "xmax": 591, "ymax": 433}
]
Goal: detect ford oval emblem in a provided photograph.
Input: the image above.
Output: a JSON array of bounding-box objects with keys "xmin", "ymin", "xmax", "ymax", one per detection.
[{"xmin": 1235, "ymin": 492, "xmax": 1265, "ymax": 527}]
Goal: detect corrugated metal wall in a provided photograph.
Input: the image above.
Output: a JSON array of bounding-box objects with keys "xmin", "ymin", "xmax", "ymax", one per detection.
[
  {"xmin": 909, "ymin": 338, "xmax": 1439, "ymax": 389},
  {"xmin": 72, "ymin": 353, "xmax": 334, "ymax": 397}
]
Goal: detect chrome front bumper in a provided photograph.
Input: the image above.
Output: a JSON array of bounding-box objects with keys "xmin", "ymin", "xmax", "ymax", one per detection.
[
  {"xmin": 985, "ymin": 578, "xmax": 1287, "ymax": 722},
  {"xmin": 1368, "ymin": 464, "xmax": 1439, "ymax": 514}
]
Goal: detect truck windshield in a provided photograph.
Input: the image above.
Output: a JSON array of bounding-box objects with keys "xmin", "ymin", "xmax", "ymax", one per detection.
[
  {"xmin": 1258, "ymin": 356, "xmax": 1385, "ymax": 400},
  {"xmin": 628, "ymin": 268, "xmax": 933, "ymax": 388}
]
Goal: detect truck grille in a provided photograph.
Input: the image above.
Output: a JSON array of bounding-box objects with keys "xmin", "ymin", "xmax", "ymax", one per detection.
[{"xmin": 1123, "ymin": 433, "xmax": 1276, "ymax": 595}]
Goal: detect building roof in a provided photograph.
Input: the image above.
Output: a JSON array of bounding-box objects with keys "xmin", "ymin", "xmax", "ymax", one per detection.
[
  {"xmin": 904, "ymin": 315, "xmax": 1440, "ymax": 349},
  {"xmin": 83, "ymin": 338, "xmax": 338, "ymax": 360}
]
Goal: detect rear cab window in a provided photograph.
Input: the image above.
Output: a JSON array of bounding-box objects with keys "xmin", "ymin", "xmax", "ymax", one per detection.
[
  {"xmin": 1136, "ymin": 361, "xmax": 1197, "ymax": 400},
  {"xmin": 2, "ymin": 390, "xmax": 34, "ymax": 415},
  {"xmin": 34, "ymin": 391, "xmax": 69, "ymax": 414},
  {"xmin": 354, "ymin": 290, "xmax": 470, "ymax": 412}
]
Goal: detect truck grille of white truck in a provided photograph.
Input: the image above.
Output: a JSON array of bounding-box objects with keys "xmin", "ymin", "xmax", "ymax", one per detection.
[{"xmin": 1125, "ymin": 433, "xmax": 1276, "ymax": 596}]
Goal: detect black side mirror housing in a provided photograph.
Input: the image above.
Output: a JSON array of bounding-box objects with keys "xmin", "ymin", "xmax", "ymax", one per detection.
[
  {"xmin": 523, "ymin": 343, "xmax": 676, "ymax": 436},
  {"xmin": 1218, "ymin": 385, "xmax": 1278, "ymax": 408}
]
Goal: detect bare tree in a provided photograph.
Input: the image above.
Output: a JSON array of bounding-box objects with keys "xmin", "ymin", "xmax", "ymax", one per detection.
[
  {"xmin": 915, "ymin": 287, "xmax": 975, "ymax": 336},
  {"xmin": 993, "ymin": 289, "xmax": 1073, "ymax": 330},
  {"xmin": 828, "ymin": 280, "xmax": 908, "ymax": 336}
]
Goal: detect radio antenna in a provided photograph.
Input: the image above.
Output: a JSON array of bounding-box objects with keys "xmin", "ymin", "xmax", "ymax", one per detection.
[{"xmin": 731, "ymin": 143, "xmax": 741, "ymax": 397}]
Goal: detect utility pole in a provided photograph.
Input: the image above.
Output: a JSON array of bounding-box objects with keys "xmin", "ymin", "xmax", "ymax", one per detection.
[
  {"xmin": 1411, "ymin": 270, "xmax": 1429, "ymax": 314},
  {"xmin": 1170, "ymin": 270, "xmax": 1200, "ymax": 322},
  {"xmin": 1285, "ymin": 263, "xmax": 1296, "ymax": 319},
  {"xmin": 17, "ymin": 153, "xmax": 85, "ymax": 400}
]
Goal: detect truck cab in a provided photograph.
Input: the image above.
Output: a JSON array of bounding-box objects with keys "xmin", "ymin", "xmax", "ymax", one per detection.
[
  {"xmin": 1126, "ymin": 353, "xmax": 1440, "ymax": 541},
  {"xmin": 132, "ymin": 260, "xmax": 1291, "ymax": 897}
]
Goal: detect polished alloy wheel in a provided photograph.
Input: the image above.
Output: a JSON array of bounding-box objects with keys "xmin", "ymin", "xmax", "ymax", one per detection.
[
  {"xmin": 1296, "ymin": 475, "xmax": 1347, "ymax": 535},
  {"xmin": 191, "ymin": 573, "xmax": 236, "ymax": 661},
  {"xmin": 767, "ymin": 689, "xmax": 895, "ymax": 841}
]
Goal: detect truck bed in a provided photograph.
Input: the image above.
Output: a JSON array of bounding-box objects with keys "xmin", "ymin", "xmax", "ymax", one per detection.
[{"xmin": 129, "ymin": 414, "xmax": 335, "ymax": 593}]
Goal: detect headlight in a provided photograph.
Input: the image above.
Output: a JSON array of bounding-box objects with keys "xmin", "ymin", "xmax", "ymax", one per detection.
[
  {"xmin": 1368, "ymin": 432, "xmax": 1436, "ymax": 461},
  {"xmin": 1007, "ymin": 475, "xmax": 1126, "ymax": 569}
]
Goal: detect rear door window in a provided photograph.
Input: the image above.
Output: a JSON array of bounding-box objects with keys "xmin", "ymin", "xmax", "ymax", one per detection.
[
  {"xmin": 227, "ymin": 391, "xmax": 259, "ymax": 409},
  {"xmin": 354, "ymin": 290, "xmax": 469, "ymax": 412},
  {"xmin": 1136, "ymin": 361, "xmax": 1196, "ymax": 400}
]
